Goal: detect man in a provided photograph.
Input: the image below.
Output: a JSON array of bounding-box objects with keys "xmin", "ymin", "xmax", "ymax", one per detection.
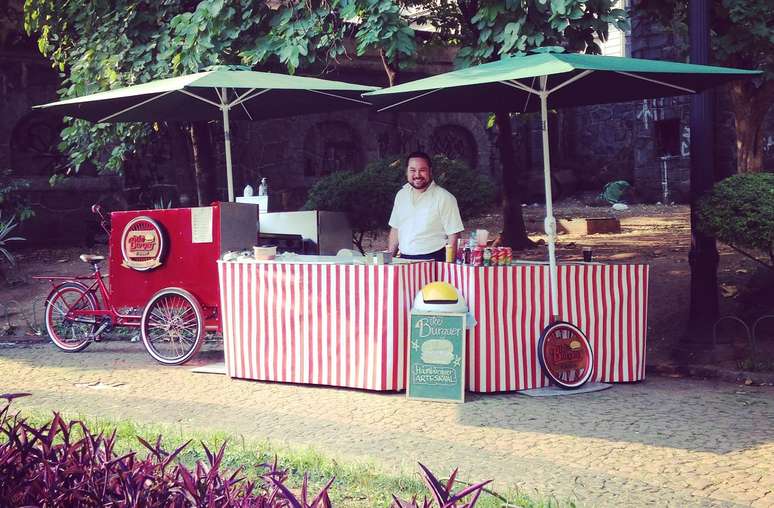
[{"xmin": 387, "ymin": 151, "xmax": 464, "ymax": 262}]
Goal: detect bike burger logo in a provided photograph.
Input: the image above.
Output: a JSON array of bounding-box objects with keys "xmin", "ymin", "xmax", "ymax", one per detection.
[{"xmin": 121, "ymin": 216, "xmax": 166, "ymax": 271}]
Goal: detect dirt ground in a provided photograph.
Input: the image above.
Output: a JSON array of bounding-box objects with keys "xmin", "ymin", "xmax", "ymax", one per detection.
[{"xmin": 1, "ymin": 200, "xmax": 771, "ymax": 369}]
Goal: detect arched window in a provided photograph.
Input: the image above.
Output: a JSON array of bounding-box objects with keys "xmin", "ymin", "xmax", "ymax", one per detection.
[
  {"xmin": 9, "ymin": 111, "xmax": 66, "ymax": 176},
  {"xmin": 303, "ymin": 121, "xmax": 363, "ymax": 177},
  {"xmin": 430, "ymin": 124, "xmax": 477, "ymax": 168}
]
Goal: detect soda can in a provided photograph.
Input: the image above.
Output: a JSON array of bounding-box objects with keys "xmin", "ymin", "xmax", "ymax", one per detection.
[
  {"xmin": 472, "ymin": 246, "xmax": 484, "ymax": 266},
  {"xmin": 505, "ymin": 247, "xmax": 512, "ymax": 265},
  {"xmin": 483, "ymin": 247, "xmax": 492, "ymax": 266},
  {"xmin": 495, "ymin": 247, "xmax": 503, "ymax": 266}
]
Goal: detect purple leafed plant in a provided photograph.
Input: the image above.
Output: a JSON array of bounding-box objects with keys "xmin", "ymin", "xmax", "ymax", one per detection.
[
  {"xmin": 391, "ymin": 462, "xmax": 492, "ymax": 508},
  {"xmin": 0, "ymin": 393, "xmax": 333, "ymax": 507},
  {"xmin": 1, "ymin": 395, "xmax": 492, "ymax": 507}
]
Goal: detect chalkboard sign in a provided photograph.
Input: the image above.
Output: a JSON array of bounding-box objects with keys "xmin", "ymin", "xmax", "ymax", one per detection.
[{"xmin": 407, "ymin": 312, "xmax": 466, "ymax": 403}]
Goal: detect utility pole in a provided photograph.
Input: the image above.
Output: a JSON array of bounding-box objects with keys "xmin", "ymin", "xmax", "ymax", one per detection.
[{"xmin": 687, "ymin": 0, "xmax": 719, "ymax": 344}]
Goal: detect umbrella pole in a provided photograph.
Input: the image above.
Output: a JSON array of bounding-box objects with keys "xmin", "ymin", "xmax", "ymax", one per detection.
[
  {"xmin": 221, "ymin": 88, "xmax": 235, "ymax": 202},
  {"xmin": 539, "ymin": 77, "xmax": 559, "ymax": 320}
]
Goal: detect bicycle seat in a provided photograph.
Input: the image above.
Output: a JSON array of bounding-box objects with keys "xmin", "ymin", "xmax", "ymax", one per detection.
[{"xmin": 80, "ymin": 254, "xmax": 105, "ymax": 264}]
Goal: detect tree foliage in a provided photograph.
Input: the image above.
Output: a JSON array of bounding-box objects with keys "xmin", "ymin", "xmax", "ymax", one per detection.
[
  {"xmin": 303, "ymin": 156, "xmax": 496, "ymax": 253},
  {"xmin": 635, "ymin": 0, "xmax": 774, "ymax": 172},
  {"xmin": 454, "ymin": 0, "xmax": 627, "ymax": 66},
  {"xmin": 22, "ymin": 0, "xmax": 413, "ymax": 192},
  {"xmin": 698, "ymin": 173, "xmax": 774, "ymax": 269}
]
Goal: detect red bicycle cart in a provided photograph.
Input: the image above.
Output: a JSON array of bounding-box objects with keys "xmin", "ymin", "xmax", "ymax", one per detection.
[{"xmin": 34, "ymin": 202, "xmax": 256, "ymax": 365}]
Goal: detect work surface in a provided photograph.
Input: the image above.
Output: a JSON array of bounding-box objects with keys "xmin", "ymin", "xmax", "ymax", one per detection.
[{"xmin": 2, "ymin": 341, "xmax": 772, "ymax": 507}]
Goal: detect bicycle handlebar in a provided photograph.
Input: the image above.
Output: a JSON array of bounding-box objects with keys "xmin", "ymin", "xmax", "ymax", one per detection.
[{"xmin": 91, "ymin": 203, "xmax": 111, "ymax": 235}]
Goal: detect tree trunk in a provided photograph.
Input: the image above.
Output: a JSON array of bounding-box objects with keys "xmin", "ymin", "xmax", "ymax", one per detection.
[
  {"xmin": 188, "ymin": 121, "xmax": 218, "ymax": 206},
  {"xmin": 729, "ymin": 80, "xmax": 773, "ymax": 173},
  {"xmin": 495, "ymin": 111, "xmax": 533, "ymax": 250},
  {"xmin": 379, "ymin": 48, "xmax": 399, "ymax": 87}
]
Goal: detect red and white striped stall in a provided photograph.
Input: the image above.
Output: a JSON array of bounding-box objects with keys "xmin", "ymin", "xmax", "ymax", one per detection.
[
  {"xmin": 436, "ymin": 262, "xmax": 649, "ymax": 392},
  {"xmin": 218, "ymin": 260, "xmax": 648, "ymax": 393},
  {"xmin": 217, "ymin": 260, "xmax": 434, "ymax": 390}
]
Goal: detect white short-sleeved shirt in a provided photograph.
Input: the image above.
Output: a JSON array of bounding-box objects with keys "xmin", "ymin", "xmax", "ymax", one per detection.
[{"xmin": 388, "ymin": 181, "xmax": 464, "ymax": 255}]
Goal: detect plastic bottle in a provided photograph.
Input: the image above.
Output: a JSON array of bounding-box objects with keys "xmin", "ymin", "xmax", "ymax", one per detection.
[
  {"xmin": 243, "ymin": 184, "xmax": 254, "ymax": 197},
  {"xmin": 258, "ymin": 178, "xmax": 268, "ymax": 196}
]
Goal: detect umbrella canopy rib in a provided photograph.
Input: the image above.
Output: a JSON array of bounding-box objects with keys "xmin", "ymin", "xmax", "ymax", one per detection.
[
  {"xmin": 308, "ymin": 89, "xmax": 373, "ymax": 105},
  {"xmin": 180, "ymin": 89, "xmax": 223, "ymax": 108},
  {"xmin": 614, "ymin": 71, "xmax": 696, "ymax": 94},
  {"xmin": 231, "ymin": 88, "xmax": 265, "ymax": 108},
  {"xmin": 376, "ymin": 88, "xmax": 443, "ymax": 113},
  {"xmin": 98, "ymin": 90, "xmax": 177, "ymax": 123}
]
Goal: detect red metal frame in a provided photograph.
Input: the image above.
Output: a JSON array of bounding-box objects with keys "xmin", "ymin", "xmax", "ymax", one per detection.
[{"xmin": 35, "ymin": 263, "xmax": 141, "ymax": 328}]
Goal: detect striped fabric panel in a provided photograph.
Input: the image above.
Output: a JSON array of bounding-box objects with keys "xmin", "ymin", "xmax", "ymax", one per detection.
[
  {"xmin": 437, "ymin": 263, "xmax": 649, "ymax": 393},
  {"xmin": 218, "ymin": 261, "xmax": 432, "ymax": 391}
]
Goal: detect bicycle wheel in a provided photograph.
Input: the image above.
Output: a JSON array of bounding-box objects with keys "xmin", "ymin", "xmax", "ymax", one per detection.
[
  {"xmin": 538, "ymin": 321, "xmax": 594, "ymax": 389},
  {"xmin": 140, "ymin": 288, "xmax": 204, "ymax": 365},
  {"xmin": 45, "ymin": 282, "xmax": 98, "ymax": 352}
]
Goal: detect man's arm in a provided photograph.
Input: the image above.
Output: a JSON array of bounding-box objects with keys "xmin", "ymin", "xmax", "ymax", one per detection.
[
  {"xmin": 447, "ymin": 232, "xmax": 459, "ymax": 260},
  {"xmin": 387, "ymin": 227, "xmax": 399, "ymax": 256}
]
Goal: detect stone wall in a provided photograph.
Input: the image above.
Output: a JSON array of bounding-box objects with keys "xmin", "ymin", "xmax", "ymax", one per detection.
[{"xmin": 563, "ymin": 10, "xmax": 774, "ymax": 203}]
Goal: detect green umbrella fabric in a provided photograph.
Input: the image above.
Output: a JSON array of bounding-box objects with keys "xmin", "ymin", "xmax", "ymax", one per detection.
[
  {"xmin": 36, "ymin": 69, "xmax": 378, "ymax": 122},
  {"xmin": 364, "ymin": 53, "xmax": 761, "ymax": 112},
  {"xmin": 35, "ymin": 69, "xmax": 378, "ymax": 201}
]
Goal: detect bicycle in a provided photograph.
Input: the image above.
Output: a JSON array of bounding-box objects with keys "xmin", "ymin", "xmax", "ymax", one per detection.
[{"xmin": 34, "ymin": 205, "xmax": 205, "ymax": 365}]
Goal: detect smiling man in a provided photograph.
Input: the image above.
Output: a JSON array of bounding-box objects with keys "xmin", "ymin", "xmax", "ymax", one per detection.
[{"xmin": 387, "ymin": 151, "xmax": 464, "ymax": 262}]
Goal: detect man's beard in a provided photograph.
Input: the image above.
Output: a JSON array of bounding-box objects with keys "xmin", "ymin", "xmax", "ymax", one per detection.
[{"xmin": 409, "ymin": 178, "xmax": 430, "ymax": 190}]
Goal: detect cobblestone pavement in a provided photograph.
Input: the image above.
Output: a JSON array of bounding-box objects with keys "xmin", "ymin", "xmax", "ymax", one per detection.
[{"xmin": 2, "ymin": 341, "xmax": 773, "ymax": 507}]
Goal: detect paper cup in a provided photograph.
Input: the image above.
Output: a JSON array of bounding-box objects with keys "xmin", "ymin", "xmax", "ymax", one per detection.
[{"xmin": 476, "ymin": 229, "xmax": 489, "ymax": 246}]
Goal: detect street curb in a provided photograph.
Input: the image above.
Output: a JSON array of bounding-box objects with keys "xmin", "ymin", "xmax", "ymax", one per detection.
[{"xmin": 647, "ymin": 362, "xmax": 774, "ymax": 386}]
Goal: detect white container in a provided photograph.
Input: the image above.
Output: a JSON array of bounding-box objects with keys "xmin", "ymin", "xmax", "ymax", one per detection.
[
  {"xmin": 258, "ymin": 178, "xmax": 268, "ymax": 196},
  {"xmin": 476, "ymin": 229, "xmax": 489, "ymax": 246}
]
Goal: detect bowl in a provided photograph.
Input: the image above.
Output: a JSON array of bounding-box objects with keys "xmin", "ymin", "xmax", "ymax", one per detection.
[{"xmin": 253, "ymin": 245, "xmax": 277, "ymax": 260}]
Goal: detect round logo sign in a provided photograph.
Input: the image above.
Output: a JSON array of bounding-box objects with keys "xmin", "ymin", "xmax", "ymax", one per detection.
[
  {"xmin": 538, "ymin": 321, "xmax": 594, "ymax": 389},
  {"xmin": 120, "ymin": 216, "xmax": 166, "ymax": 271}
]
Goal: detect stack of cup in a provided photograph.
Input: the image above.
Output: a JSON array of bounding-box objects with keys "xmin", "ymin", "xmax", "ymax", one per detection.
[{"xmin": 476, "ymin": 229, "xmax": 489, "ymax": 246}]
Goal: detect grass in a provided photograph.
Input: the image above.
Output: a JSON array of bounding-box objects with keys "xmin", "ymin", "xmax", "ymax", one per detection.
[{"xmin": 11, "ymin": 408, "xmax": 573, "ymax": 508}]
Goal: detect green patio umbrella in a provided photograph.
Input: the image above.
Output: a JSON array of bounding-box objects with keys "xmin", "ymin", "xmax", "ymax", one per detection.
[
  {"xmin": 364, "ymin": 52, "xmax": 761, "ymax": 319},
  {"xmin": 35, "ymin": 69, "xmax": 378, "ymax": 202}
]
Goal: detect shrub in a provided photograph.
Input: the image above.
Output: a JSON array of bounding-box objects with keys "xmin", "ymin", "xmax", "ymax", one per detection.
[
  {"xmin": 0, "ymin": 212, "xmax": 25, "ymax": 267},
  {"xmin": 697, "ymin": 173, "xmax": 774, "ymax": 269},
  {"xmin": 0, "ymin": 169, "xmax": 32, "ymax": 221},
  {"xmin": 304, "ymin": 156, "xmax": 497, "ymax": 253}
]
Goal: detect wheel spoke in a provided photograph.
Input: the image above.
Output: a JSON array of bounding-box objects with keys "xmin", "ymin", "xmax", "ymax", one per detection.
[{"xmin": 142, "ymin": 292, "xmax": 201, "ymax": 363}]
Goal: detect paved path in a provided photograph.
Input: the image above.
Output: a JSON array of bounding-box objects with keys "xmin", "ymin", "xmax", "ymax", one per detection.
[{"xmin": 2, "ymin": 341, "xmax": 773, "ymax": 507}]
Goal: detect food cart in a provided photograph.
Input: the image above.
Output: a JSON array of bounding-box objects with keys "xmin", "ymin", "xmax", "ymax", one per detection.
[{"xmin": 38, "ymin": 202, "xmax": 257, "ymax": 365}]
